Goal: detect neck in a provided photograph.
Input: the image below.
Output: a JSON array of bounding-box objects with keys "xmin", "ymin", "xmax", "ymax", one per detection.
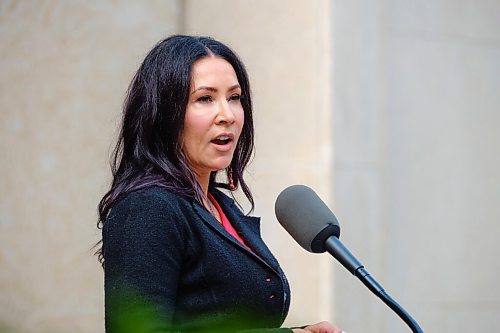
[
  {"xmin": 195, "ymin": 172, "xmax": 222, "ymax": 223},
  {"xmin": 195, "ymin": 171, "xmax": 211, "ymax": 197}
]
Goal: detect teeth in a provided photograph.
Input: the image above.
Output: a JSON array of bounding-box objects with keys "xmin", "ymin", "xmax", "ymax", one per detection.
[{"xmin": 211, "ymin": 134, "xmax": 232, "ymax": 145}]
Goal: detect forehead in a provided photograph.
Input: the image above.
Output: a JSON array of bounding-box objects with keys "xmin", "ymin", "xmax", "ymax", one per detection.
[{"xmin": 190, "ymin": 56, "xmax": 239, "ymax": 88}]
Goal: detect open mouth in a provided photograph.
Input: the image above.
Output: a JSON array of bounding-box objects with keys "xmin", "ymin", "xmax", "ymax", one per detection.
[{"xmin": 211, "ymin": 135, "xmax": 233, "ymax": 145}]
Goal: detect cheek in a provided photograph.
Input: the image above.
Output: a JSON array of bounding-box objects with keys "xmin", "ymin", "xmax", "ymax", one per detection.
[
  {"xmin": 181, "ymin": 117, "xmax": 199, "ymax": 156},
  {"xmin": 183, "ymin": 112, "xmax": 211, "ymax": 143}
]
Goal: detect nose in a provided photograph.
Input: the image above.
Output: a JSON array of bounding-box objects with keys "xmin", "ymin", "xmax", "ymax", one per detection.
[{"xmin": 215, "ymin": 99, "xmax": 236, "ymax": 125}]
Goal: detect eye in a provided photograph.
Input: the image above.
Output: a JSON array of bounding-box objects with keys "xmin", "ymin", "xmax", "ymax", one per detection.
[
  {"xmin": 196, "ymin": 95, "xmax": 213, "ymax": 103},
  {"xmin": 228, "ymin": 94, "xmax": 242, "ymax": 102}
]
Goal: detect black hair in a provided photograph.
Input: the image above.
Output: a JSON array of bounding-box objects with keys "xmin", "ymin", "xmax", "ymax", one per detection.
[{"xmin": 96, "ymin": 35, "xmax": 254, "ymax": 265}]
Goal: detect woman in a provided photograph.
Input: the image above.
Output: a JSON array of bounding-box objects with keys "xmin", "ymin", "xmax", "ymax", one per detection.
[{"xmin": 97, "ymin": 35, "xmax": 342, "ymax": 333}]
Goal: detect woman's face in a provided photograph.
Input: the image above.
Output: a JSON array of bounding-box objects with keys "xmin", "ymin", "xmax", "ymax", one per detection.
[{"xmin": 181, "ymin": 56, "xmax": 244, "ymax": 179}]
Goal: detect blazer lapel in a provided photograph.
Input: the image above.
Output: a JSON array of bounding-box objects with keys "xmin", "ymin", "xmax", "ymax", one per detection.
[
  {"xmin": 230, "ymin": 214, "xmax": 281, "ymax": 271},
  {"xmin": 192, "ymin": 202, "xmax": 228, "ymax": 237},
  {"xmin": 192, "ymin": 201, "xmax": 253, "ymax": 254},
  {"xmin": 202, "ymin": 190, "xmax": 281, "ymax": 272}
]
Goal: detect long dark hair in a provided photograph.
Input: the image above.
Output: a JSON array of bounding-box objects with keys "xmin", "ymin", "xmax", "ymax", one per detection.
[{"xmin": 96, "ymin": 35, "xmax": 255, "ymax": 264}]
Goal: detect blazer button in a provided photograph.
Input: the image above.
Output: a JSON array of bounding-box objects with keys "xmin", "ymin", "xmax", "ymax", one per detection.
[
  {"xmin": 269, "ymin": 294, "xmax": 276, "ymax": 299},
  {"xmin": 265, "ymin": 278, "xmax": 271, "ymax": 282}
]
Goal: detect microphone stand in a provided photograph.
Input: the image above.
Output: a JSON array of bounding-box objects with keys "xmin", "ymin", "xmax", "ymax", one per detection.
[{"xmin": 324, "ymin": 237, "xmax": 424, "ymax": 333}]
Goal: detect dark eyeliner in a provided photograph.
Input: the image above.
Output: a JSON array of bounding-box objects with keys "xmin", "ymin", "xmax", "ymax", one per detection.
[
  {"xmin": 196, "ymin": 95, "xmax": 212, "ymax": 103},
  {"xmin": 228, "ymin": 94, "xmax": 241, "ymax": 101}
]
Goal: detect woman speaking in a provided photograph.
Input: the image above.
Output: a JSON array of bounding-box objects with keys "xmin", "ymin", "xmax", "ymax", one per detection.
[{"xmin": 97, "ymin": 35, "xmax": 342, "ymax": 333}]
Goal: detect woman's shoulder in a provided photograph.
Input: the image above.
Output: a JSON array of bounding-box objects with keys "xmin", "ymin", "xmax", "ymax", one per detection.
[
  {"xmin": 106, "ymin": 186, "xmax": 193, "ymax": 229},
  {"xmin": 113, "ymin": 186, "xmax": 188, "ymax": 211},
  {"xmin": 102, "ymin": 187, "xmax": 193, "ymax": 264}
]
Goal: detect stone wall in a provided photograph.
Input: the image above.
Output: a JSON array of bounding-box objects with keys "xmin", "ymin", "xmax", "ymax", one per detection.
[
  {"xmin": 0, "ymin": 1, "xmax": 181, "ymax": 332},
  {"xmin": 331, "ymin": 1, "xmax": 500, "ymax": 332}
]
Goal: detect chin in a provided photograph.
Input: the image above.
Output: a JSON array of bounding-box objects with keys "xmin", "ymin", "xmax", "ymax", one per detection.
[{"xmin": 211, "ymin": 160, "xmax": 232, "ymax": 172}]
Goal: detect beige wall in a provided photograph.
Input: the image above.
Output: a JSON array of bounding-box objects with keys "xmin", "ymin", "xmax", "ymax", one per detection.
[
  {"xmin": 0, "ymin": 1, "xmax": 181, "ymax": 332},
  {"xmin": 332, "ymin": 0, "xmax": 500, "ymax": 332}
]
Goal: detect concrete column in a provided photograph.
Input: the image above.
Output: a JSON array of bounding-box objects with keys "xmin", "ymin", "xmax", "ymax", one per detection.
[
  {"xmin": 184, "ymin": 0, "xmax": 335, "ymax": 326},
  {"xmin": 332, "ymin": 1, "xmax": 500, "ymax": 332}
]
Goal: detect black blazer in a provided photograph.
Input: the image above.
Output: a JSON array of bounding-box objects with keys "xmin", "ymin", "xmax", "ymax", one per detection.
[{"xmin": 103, "ymin": 186, "xmax": 292, "ymax": 333}]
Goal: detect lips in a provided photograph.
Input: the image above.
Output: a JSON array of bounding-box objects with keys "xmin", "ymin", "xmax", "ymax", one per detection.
[{"xmin": 211, "ymin": 133, "xmax": 234, "ymax": 146}]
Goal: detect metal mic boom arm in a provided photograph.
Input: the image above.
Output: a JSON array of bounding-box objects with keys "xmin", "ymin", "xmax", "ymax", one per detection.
[{"xmin": 324, "ymin": 236, "xmax": 424, "ymax": 333}]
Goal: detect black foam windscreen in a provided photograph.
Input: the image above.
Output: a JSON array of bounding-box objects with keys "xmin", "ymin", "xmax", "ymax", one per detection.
[{"xmin": 275, "ymin": 185, "xmax": 340, "ymax": 253}]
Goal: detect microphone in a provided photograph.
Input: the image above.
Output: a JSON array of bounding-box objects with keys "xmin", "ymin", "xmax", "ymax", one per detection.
[{"xmin": 275, "ymin": 185, "xmax": 423, "ymax": 333}]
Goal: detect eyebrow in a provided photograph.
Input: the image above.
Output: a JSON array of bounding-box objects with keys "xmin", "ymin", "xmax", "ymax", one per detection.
[{"xmin": 191, "ymin": 84, "xmax": 241, "ymax": 94}]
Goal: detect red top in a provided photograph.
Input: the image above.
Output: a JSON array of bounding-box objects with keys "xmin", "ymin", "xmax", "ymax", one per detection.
[{"xmin": 208, "ymin": 193, "xmax": 252, "ymax": 252}]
